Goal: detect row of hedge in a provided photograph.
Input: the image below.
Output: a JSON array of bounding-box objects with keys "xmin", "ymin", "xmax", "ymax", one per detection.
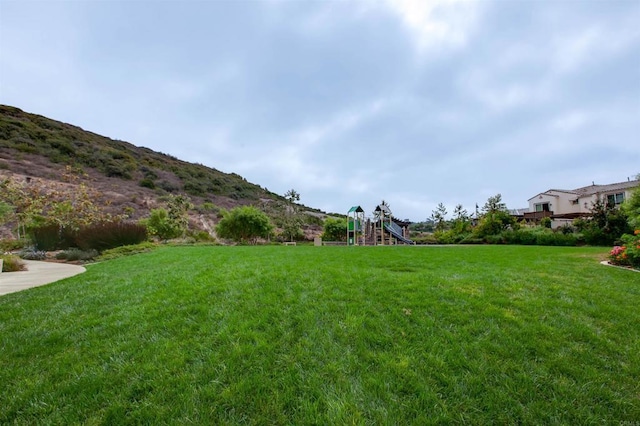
[
  {"xmin": 413, "ymin": 227, "xmax": 585, "ymax": 246},
  {"xmin": 30, "ymin": 222, "xmax": 148, "ymax": 252}
]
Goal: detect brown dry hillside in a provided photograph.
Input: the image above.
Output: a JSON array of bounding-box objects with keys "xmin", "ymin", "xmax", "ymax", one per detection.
[{"xmin": 0, "ymin": 105, "xmax": 324, "ymax": 240}]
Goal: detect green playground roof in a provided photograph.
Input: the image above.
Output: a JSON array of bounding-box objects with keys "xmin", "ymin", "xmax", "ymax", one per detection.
[{"xmin": 348, "ymin": 206, "xmax": 364, "ymax": 213}]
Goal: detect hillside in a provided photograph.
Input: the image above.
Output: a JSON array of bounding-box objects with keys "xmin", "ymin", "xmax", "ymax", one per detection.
[{"xmin": 0, "ymin": 105, "xmax": 324, "ymax": 240}]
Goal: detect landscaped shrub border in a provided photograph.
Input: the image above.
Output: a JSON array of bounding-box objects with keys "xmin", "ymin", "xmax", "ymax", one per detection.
[
  {"xmin": 609, "ymin": 230, "xmax": 640, "ymax": 268},
  {"xmin": 28, "ymin": 222, "xmax": 148, "ymax": 253},
  {"xmin": 418, "ymin": 227, "xmax": 586, "ymax": 246},
  {"xmin": 74, "ymin": 222, "xmax": 148, "ymax": 252}
]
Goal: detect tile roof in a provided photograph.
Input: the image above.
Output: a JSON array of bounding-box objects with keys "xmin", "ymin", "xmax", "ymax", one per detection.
[
  {"xmin": 572, "ymin": 179, "xmax": 639, "ymax": 196},
  {"xmin": 529, "ymin": 179, "xmax": 639, "ymax": 201}
]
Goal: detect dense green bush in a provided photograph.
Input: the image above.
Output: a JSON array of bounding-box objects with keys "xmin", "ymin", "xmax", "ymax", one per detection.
[
  {"xmin": 74, "ymin": 222, "xmax": 148, "ymax": 252},
  {"xmin": 0, "ymin": 238, "xmax": 28, "ymax": 252},
  {"xmin": 573, "ymin": 200, "xmax": 631, "ymax": 246},
  {"xmin": 321, "ymin": 217, "xmax": 346, "ymax": 242},
  {"xmin": 411, "ymin": 234, "xmax": 439, "ymax": 245},
  {"xmin": 216, "ymin": 206, "xmax": 274, "ymax": 244},
  {"xmin": 434, "ymin": 230, "xmax": 470, "ymax": 244},
  {"xmin": 1, "ymin": 254, "xmax": 26, "ymax": 272},
  {"xmin": 139, "ymin": 177, "xmax": 156, "ymax": 189},
  {"xmin": 484, "ymin": 228, "xmax": 580, "ymax": 246}
]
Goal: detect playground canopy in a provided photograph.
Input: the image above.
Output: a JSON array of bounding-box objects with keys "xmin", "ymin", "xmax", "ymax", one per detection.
[{"xmin": 374, "ymin": 204, "xmax": 391, "ymax": 215}]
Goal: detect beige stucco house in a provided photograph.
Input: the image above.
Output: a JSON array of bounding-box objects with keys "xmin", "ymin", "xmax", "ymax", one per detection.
[{"xmin": 525, "ymin": 179, "xmax": 639, "ymax": 228}]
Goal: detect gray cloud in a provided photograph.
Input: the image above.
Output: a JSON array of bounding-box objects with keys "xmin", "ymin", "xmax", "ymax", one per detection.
[{"xmin": 1, "ymin": 0, "xmax": 638, "ymax": 220}]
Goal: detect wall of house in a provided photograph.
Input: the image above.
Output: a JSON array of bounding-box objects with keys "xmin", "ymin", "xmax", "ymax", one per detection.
[
  {"xmin": 528, "ymin": 191, "xmax": 581, "ymax": 215},
  {"xmin": 551, "ymin": 191, "xmax": 582, "ymax": 215}
]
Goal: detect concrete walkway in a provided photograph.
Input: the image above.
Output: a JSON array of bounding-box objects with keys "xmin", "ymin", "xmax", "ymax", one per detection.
[{"xmin": 0, "ymin": 260, "xmax": 86, "ymax": 296}]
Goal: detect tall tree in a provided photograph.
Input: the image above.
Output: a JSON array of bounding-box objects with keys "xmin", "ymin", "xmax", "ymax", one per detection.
[
  {"xmin": 284, "ymin": 189, "xmax": 300, "ymax": 204},
  {"xmin": 282, "ymin": 189, "xmax": 302, "ymax": 241}
]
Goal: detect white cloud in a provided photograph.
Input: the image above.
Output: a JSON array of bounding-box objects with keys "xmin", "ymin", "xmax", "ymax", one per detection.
[
  {"xmin": 458, "ymin": 70, "xmax": 552, "ymax": 112},
  {"xmin": 384, "ymin": 0, "xmax": 479, "ymax": 51}
]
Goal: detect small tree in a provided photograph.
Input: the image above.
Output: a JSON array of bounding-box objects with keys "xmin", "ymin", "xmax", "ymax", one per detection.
[
  {"xmin": 282, "ymin": 189, "xmax": 302, "ymax": 241},
  {"xmin": 474, "ymin": 194, "xmax": 515, "ymax": 238},
  {"xmin": 0, "ymin": 201, "xmax": 13, "ymax": 226},
  {"xmin": 143, "ymin": 208, "xmax": 182, "ymax": 241},
  {"xmin": 284, "ymin": 189, "xmax": 300, "ymax": 205},
  {"xmin": 623, "ymin": 174, "xmax": 640, "ymax": 229},
  {"xmin": 451, "ymin": 204, "xmax": 471, "ymax": 234},
  {"xmin": 482, "ymin": 194, "xmax": 507, "ymax": 214},
  {"xmin": 431, "ymin": 203, "xmax": 448, "ymax": 232},
  {"xmin": 167, "ymin": 194, "xmax": 193, "ymax": 237},
  {"xmin": 322, "ymin": 217, "xmax": 347, "ymax": 241},
  {"xmin": 281, "ymin": 220, "xmax": 304, "ymax": 242},
  {"xmin": 577, "ymin": 199, "xmax": 630, "ymax": 246},
  {"xmin": 216, "ymin": 206, "xmax": 274, "ymax": 244}
]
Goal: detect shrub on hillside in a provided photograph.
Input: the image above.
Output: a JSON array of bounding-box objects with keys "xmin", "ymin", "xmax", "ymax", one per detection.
[
  {"xmin": 75, "ymin": 222, "xmax": 148, "ymax": 252},
  {"xmin": 190, "ymin": 230, "xmax": 216, "ymax": 242},
  {"xmin": 1, "ymin": 254, "xmax": 26, "ymax": 272},
  {"xmin": 139, "ymin": 177, "xmax": 156, "ymax": 189}
]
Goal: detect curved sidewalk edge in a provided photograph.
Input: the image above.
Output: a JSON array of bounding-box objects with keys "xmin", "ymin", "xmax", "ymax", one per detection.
[
  {"xmin": 600, "ymin": 260, "xmax": 640, "ymax": 273},
  {"xmin": 0, "ymin": 260, "xmax": 86, "ymax": 296}
]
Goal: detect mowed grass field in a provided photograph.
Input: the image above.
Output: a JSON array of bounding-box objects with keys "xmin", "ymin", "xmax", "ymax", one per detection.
[{"xmin": 1, "ymin": 245, "xmax": 638, "ymax": 424}]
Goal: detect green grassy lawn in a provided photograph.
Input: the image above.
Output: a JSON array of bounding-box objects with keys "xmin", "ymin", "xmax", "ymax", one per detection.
[{"xmin": 1, "ymin": 246, "xmax": 638, "ymax": 424}]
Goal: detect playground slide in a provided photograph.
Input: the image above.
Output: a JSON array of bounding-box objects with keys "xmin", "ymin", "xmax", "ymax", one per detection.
[{"xmin": 384, "ymin": 223, "xmax": 414, "ymax": 245}]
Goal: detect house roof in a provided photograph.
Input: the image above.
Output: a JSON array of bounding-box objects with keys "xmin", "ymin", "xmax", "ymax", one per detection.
[
  {"xmin": 572, "ymin": 180, "xmax": 639, "ymax": 196},
  {"xmin": 528, "ymin": 179, "xmax": 639, "ymax": 201},
  {"xmin": 509, "ymin": 208, "xmax": 529, "ymax": 216},
  {"xmin": 348, "ymin": 206, "xmax": 364, "ymax": 213}
]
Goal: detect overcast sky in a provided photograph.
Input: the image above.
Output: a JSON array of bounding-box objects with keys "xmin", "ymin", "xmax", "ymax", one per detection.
[{"xmin": 1, "ymin": 0, "xmax": 639, "ymax": 221}]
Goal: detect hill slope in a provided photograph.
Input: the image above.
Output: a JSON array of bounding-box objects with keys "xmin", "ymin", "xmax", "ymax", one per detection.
[{"xmin": 0, "ymin": 105, "xmax": 323, "ymax": 239}]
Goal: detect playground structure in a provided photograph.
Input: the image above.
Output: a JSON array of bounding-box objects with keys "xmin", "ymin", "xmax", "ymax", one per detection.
[{"xmin": 347, "ymin": 204, "xmax": 414, "ymax": 246}]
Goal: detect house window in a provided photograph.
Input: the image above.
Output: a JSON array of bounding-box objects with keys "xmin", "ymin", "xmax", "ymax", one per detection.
[
  {"xmin": 606, "ymin": 193, "xmax": 625, "ymax": 206},
  {"xmin": 535, "ymin": 202, "xmax": 550, "ymax": 212}
]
